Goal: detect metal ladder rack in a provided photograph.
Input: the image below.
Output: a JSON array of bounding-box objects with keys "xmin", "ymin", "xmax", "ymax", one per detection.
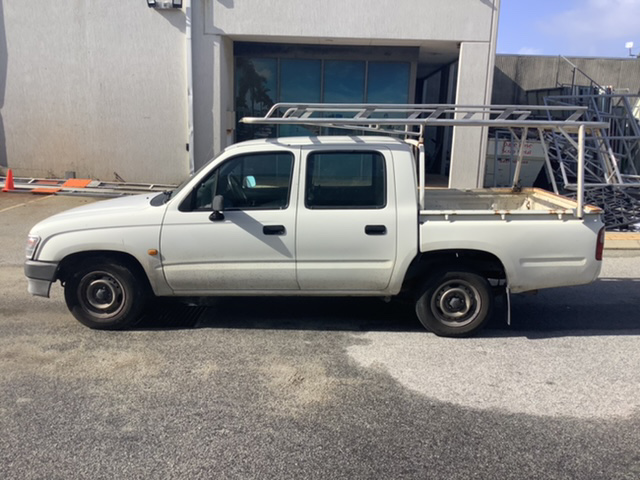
[
  {"xmin": 242, "ymin": 102, "xmax": 603, "ymax": 135},
  {"xmin": 241, "ymin": 103, "xmax": 609, "ymax": 217}
]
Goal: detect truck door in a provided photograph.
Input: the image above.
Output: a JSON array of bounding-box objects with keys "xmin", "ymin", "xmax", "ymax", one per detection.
[
  {"xmin": 296, "ymin": 148, "xmax": 397, "ymax": 291},
  {"xmin": 160, "ymin": 150, "xmax": 299, "ymax": 292}
]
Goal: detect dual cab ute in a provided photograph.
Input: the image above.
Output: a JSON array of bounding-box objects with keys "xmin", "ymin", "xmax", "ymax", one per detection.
[{"xmin": 24, "ymin": 104, "xmax": 606, "ymax": 336}]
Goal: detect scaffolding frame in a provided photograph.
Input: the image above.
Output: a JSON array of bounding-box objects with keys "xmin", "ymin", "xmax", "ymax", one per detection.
[{"xmin": 543, "ymin": 93, "xmax": 640, "ymax": 229}]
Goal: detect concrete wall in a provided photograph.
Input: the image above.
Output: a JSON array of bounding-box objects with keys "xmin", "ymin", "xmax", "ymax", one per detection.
[
  {"xmin": 449, "ymin": 42, "xmax": 496, "ymax": 188},
  {"xmin": 493, "ymin": 55, "xmax": 640, "ymax": 105},
  {"xmin": 207, "ymin": 0, "xmax": 494, "ymax": 42},
  {"xmin": 0, "ymin": 1, "xmax": 189, "ymax": 183},
  {"xmin": 1, "ymin": 0, "xmax": 499, "ymax": 187},
  {"xmin": 196, "ymin": 0, "xmax": 500, "ymax": 187}
]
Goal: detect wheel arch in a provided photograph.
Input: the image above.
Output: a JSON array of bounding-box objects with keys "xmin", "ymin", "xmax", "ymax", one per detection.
[
  {"xmin": 403, "ymin": 249, "xmax": 507, "ymax": 295},
  {"xmin": 57, "ymin": 250, "xmax": 151, "ymax": 292}
]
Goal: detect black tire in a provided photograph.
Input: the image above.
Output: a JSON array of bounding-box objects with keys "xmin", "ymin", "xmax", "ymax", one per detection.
[
  {"xmin": 64, "ymin": 260, "xmax": 149, "ymax": 330},
  {"xmin": 415, "ymin": 269, "xmax": 494, "ymax": 337}
]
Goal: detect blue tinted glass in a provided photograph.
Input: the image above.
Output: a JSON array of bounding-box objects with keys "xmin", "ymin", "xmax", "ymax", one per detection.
[
  {"xmin": 279, "ymin": 59, "xmax": 322, "ymax": 137},
  {"xmin": 235, "ymin": 57, "xmax": 277, "ymax": 141},
  {"xmin": 280, "ymin": 59, "xmax": 321, "ymax": 102},
  {"xmin": 366, "ymin": 62, "xmax": 410, "ymax": 104},
  {"xmin": 324, "ymin": 61, "xmax": 365, "ymax": 103}
]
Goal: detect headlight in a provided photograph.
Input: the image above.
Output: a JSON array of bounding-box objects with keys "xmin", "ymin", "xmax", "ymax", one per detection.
[{"xmin": 25, "ymin": 235, "xmax": 40, "ymax": 259}]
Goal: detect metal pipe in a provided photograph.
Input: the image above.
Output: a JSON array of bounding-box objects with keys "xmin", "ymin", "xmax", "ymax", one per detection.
[
  {"xmin": 511, "ymin": 127, "xmax": 528, "ymax": 189},
  {"xmin": 185, "ymin": 0, "xmax": 195, "ymax": 175},
  {"xmin": 419, "ymin": 144, "xmax": 426, "ymax": 210},
  {"xmin": 538, "ymin": 128, "xmax": 559, "ymax": 194},
  {"xmin": 577, "ymin": 124, "xmax": 585, "ymax": 218}
]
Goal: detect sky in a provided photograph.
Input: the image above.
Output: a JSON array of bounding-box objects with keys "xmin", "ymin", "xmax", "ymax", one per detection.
[{"xmin": 497, "ymin": 0, "xmax": 640, "ymax": 58}]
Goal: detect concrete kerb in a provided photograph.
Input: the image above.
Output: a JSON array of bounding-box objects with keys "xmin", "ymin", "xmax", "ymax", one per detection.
[{"xmin": 604, "ymin": 232, "xmax": 640, "ymax": 250}]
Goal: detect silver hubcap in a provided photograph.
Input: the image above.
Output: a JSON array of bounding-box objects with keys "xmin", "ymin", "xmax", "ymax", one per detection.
[
  {"xmin": 431, "ymin": 280, "xmax": 481, "ymax": 327},
  {"xmin": 78, "ymin": 271, "xmax": 126, "ymax": 319}
]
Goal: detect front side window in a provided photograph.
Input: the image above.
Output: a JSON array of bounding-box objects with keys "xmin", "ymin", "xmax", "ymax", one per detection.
[
  {"xmin": 189, "ymin": 152, "xmax": 294, "ymax": 211},
  {"xmin": 305, "ymin": 151, "xmax": 386, "ymax": 209}
]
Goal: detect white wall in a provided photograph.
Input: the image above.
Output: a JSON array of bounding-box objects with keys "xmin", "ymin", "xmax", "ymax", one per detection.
[
  {"xmin": 1, "ymin": 1, "xmax": 189, "ymax": 183},
  {"xmin": 1, "ymin": 0, "xmax": 499, "ymax": 187},
  {"xmin": 196, "ymin": 0, "xmax": 500, "ymax": 187},
  {"xmin": 449, "ymin": 42, "xmax": 496, "ymax": 188},
  {"xmin": 207, "ymin": 0, "xmax": 493, "ymax": 42}
]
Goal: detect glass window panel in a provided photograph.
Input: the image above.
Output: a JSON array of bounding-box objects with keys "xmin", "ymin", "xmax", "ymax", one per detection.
[
  {"xmin": 192, "ymin": 153, "xmax": 293, "ymax": 210},
  {"xmin": 235, "ymin": 58, "xmax": 277, "ymax": 142},
  {"xmin": 280, "ymin": 59, "xmax": 321, "ymax": 102},
  {"xmin": 323, "ymin": 60, "xmax": 366, "ymax": 135},
  {"xmin": 324, "ymin": 60, "xmax": 365, "ymax": 103},
  {"xmin": 366, "ymin": 62, "xmax": 410, "ymax": 104},
  {"xmin": 305, "ymin": 151, "xmax": 386, "ymax": 209},
  {"xmin": 279, "ymin": 59, "xmax": 322, "ymax": 137}
]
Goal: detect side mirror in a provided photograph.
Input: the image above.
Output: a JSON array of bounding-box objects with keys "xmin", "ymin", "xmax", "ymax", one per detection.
[{"xmin": 209, "ymin": 195, "xmax": 225, "ymax": 221}]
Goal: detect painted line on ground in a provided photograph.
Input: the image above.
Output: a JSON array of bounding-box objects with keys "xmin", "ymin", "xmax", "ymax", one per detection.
[{"xmin": 0, "ymin": 195, "xmax": 55, "ymax": 213}]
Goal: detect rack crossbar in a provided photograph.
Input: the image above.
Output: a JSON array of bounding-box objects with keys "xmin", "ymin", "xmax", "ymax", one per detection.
[{"xmin": 241, "ymin": 103, "xmax": 609, "ymax": 133}]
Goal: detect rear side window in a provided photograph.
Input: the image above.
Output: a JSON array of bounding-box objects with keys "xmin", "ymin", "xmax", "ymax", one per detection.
[{"xmin": 305, "ymin": 151, "xmax": 386, "ymax": 209}]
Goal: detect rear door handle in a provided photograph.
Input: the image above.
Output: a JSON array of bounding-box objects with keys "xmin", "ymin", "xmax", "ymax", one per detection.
[
  {"xmin": 263, "ymin": 225, "xmax": 286, "ymax": 236},
  {"xmin": 365, "ymin": 225, "xmax": 387, "ymax": 235}
]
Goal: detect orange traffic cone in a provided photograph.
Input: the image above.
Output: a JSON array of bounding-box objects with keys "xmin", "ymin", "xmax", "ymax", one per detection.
[{"xmin": 2, "ymin": 169, "xmax": 15, "ymax": 192}]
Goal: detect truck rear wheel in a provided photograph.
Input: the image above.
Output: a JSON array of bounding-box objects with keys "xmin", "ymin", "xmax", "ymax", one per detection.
[
  {"xmin": 64, "ymin": 260, "xmax": 148, "ymax": 330},
  {"xmin": 415, "ymin": 269, "xmax": 493, "ymax": 337}
]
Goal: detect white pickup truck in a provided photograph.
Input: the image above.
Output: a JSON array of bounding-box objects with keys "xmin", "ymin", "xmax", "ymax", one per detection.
[{"xmin": 24, "ymin": 104, "xmax": 607, "ymax": 336}]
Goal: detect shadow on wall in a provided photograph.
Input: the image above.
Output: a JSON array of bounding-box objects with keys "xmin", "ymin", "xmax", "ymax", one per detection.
[
  {"xmin": 492, "ymin": 65, "xmax": 526, "ymax": 105},
  {"xmin": 151, "ymin": 6, "xmax": 186, "ymax": 34},
  {"xmin": 479, "ymin": 0, "xmax": 497, "ymax": 9},
  {"xmin": 218, "ymin": 0, "xmax": 234, "ymax": 8},
  {"xmin": 0, "ymin": 0, "xmax": 7, "ymax": 171}
]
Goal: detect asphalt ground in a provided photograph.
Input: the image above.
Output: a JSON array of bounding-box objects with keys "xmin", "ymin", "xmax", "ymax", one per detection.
[{"xmin": 1, "ymin": 192, "xmax": 639, "ymax": 479}]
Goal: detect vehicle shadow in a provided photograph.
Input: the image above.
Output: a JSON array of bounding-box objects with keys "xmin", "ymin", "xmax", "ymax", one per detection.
[
  {"xmin": 135, "ymin": 278, "xmax": 640, "ymax": 338},
  {"xmin": 136, "ymin": 296, "xmax": 423, "ymax": 332},
  {"xmin": 488, "ymin": 277, "xmax": 640, "ymax": 338}
]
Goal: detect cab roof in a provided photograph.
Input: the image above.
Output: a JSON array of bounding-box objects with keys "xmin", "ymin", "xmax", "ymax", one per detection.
[{"xmin": 224, "ymin": 135, "xmax": 411, "ymax": 152}]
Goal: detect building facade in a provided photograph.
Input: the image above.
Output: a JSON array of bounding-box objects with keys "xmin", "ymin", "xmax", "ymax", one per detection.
[{"xmin": 0, "ymin": 0, "xmax": 500, "ymax": 187}]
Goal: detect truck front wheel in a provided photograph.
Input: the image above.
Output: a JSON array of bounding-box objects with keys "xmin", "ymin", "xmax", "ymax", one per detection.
[
  {"xmin": 416, "ymin": 269, "xmax": 493, "ymax": 337},
  {"xmin": 64, "ymin": 261, "xmax": 148, "ymax": 330}
]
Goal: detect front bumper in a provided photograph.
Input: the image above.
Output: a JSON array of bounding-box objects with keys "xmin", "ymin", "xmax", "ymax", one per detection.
[{"xmin": 24, "ymin": 260, "xmax": 59, "ymax": 298}]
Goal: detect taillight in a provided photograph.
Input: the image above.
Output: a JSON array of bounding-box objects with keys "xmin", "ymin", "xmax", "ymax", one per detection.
[{"xmin": 595, "ymin": 227, "xmax": 605, "ymax": 261}]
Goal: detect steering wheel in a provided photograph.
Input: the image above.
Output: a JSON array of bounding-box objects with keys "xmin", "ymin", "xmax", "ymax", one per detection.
[{"xmin": 227, "ymin": 175, "xmax": 248, "ymax": 204}]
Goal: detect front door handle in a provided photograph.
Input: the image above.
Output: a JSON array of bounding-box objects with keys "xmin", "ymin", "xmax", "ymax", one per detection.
[
  {"xmin": 263, "ymin": 225, "xmax": 286, "ymax": 236},
  {"xmin": 365, "ymin": 225, "xmax": 387, "ymax": 235}
]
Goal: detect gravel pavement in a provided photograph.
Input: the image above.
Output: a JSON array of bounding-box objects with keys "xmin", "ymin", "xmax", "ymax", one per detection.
[{"xmin": 1, "ymin": 192, "xmax": 639, "ymax": 479}]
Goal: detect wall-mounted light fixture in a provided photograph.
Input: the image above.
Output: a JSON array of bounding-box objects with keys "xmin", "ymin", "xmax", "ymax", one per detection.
[{"xmin": 147, "ymin": 0, "xmax": 183, "ymax": 9}]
